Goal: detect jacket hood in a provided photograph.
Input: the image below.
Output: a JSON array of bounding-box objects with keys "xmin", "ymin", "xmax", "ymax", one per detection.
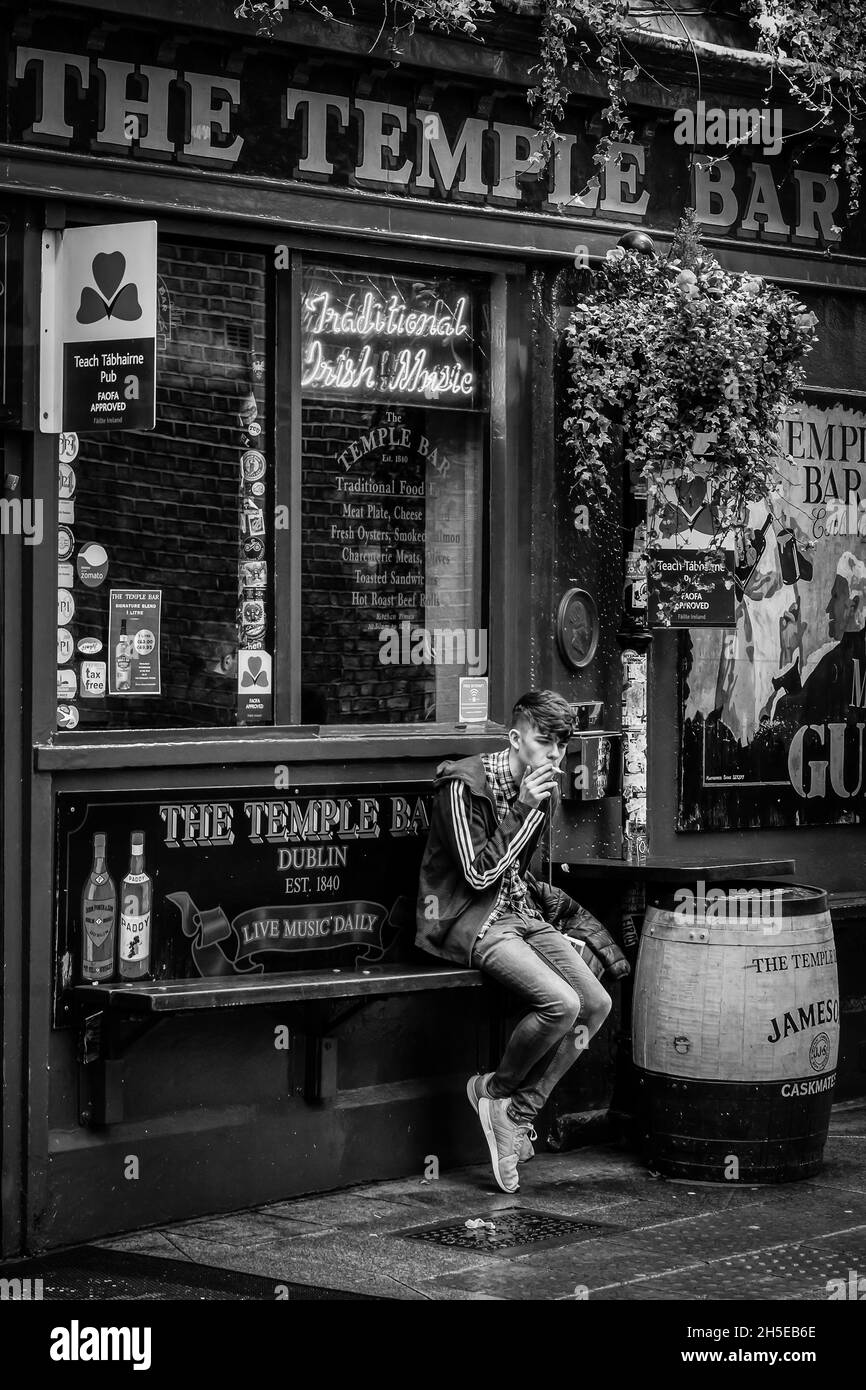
[{"xmin": 433, "ymin": 754, "xmax": 492, "ymax": 794}]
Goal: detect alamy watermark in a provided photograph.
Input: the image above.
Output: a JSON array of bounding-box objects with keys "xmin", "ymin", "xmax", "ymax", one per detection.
[
  {"xmin": 378, "ymin": 621, "xmax": 487, "ymax": 675},
  {"xmin": 49, "ymin": 1323, "xmax": 151, "ymax": 1370},
  {"xmin": 674, "ymin": 100, "xmax": 782, "ymax": 158},
  {"xmin": 826, "ymin": 1268, "xmax": 866, "ymax": 1299},
  {"xmin": 0, "ymin": 497, "xmax": 43, "ymax": 545},
  {"xmin": 673, "ymin": 881, "xmax": 785, "ymax": 934},
  {"xmin": 1, "ymin": 1277, "xmax": 43, "ymax": 1300}
]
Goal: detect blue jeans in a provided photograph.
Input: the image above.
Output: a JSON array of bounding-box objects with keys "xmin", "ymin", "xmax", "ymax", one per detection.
[{"xmin": 471, "ymin": 913, "xmax": 612, "ymax": 1125}]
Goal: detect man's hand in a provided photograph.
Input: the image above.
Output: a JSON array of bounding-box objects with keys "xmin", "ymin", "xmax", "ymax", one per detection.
[{"xmin": 518, "ymin": 763, "xmax": 560, "ymax": 809}]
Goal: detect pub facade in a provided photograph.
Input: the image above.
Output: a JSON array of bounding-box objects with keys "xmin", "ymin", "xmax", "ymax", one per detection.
[{"xmin": 1, "ymin": 0, "xmax": 865, "ymax": 1255}]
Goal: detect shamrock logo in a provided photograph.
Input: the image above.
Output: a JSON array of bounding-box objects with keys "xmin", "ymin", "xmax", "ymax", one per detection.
[
  {"xmin": 241, "ymin": 655, "xmax": 268, "ymax": 688},
  {"xmin": 76, "ymin": 252, "xmax": 142, "ymax": 324}
]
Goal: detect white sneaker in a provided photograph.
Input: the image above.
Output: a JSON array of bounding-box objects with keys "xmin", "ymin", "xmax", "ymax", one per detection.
[
  {"xmin": 468, "ymin": 1074, "xmax": 535, "ymax": 1161},
  {"xmin": 478, "ymin": 1097, "xmax": 527, "ymax": 1194}
]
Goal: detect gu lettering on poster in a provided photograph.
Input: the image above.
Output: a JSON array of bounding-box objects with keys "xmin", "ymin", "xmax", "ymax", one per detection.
[
  {"xmin": 678, "ymin": 402, "xmax": 866, "ymax": 829},
  {"xmin": 108, "ymin": 589, "xmax": 162, "ymax": 696}
]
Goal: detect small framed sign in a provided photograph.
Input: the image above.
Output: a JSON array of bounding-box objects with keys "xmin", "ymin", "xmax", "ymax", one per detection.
[
  {"xmin": 459, "ymin": 677, "xmax": 489, "ymax": 723},
  {"xmin": 648, "ymin": 548, "xmax": 736, "ymax": 627}
]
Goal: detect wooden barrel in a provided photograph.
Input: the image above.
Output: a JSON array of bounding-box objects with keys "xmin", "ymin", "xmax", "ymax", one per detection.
[{"xmin": 632, "ymin": 882, "xmax": 838, "ymax": 1182}]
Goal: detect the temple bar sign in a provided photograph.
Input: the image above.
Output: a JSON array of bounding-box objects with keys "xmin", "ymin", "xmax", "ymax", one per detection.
[
  {"xmin": 11, "ymin": 43, "xmax": 843, "ymax": 247},
  {"xmin": 40, "ymin": 220, "xmax": 156, "ymax": 433}
]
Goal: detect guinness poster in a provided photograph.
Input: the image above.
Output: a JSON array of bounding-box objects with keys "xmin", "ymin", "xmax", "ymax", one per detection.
[{"xmin": 679, "ymin": 401, "xmax": 866, "ymax": 830}]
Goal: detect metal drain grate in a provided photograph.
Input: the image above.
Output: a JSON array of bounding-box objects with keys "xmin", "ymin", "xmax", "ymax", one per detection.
[{"xmin": 397, "ymin": 1208, "xmax": 617, "ymax": 1254}]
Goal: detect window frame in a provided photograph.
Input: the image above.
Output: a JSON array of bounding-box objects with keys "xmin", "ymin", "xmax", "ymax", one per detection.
[{"xmin": 33, "ymin": 205, "xmax": 524, "ymax": 762}]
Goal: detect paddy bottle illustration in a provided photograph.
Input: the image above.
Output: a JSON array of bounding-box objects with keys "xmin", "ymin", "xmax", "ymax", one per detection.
[
  {"xmin": 119, "ymin": 832, "xmax": 152, "ymax": 979},
  {"xmin": 115, "ymin": 618, "xmax": 132, "ymax": 692},
  {"xmin": 81, "ymin": 832, "xmax": 117, "ymax": 982}
]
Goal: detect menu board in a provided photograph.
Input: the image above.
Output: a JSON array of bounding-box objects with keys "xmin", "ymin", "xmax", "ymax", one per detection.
[{"xmin": 301, "ymin": 403, "xmax": 486, "ymax": 723}]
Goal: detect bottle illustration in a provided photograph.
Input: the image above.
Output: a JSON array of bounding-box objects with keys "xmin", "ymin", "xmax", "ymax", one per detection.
[
  {"xmin": 115, "ymin": 619, "xmax": 131, "ymax": 692},
  {"xmin": 119, "ymin": 832, "xmax": 152, "ymax": 979},
  {"xmin": 81, "ymin": 832, "xmax": 117, "ymax": 982}
]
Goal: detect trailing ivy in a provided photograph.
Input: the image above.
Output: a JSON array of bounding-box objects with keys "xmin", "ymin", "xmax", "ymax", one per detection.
[
  {"xmin": 234, "ymin": 0, "xmax": 493, "ymax": 43},
  {"xmin": 745, "ymin": 1, "xmax": 866, "ymax": 215},
  {"xmin": 236, "ymin": 1, "xmax": 865, "ymax": 220},
  {"xmin": 561, "ymin": 213, "xmax": 818, "ymax": 620},
  {"xmin": 529, "ymin": 0, "xmax": 638, "ymax": 173}
]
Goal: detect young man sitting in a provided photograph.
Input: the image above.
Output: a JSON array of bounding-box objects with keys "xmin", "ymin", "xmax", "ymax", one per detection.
[{"xmin": 416, "ymin": 689, "xmax": 629, "ymax": 1193}]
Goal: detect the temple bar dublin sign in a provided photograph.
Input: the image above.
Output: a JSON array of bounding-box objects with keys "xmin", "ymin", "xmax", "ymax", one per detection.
[
  {"xmin": 54, "ymin": 783, "xmax": 434, "ymax": 1017},
  {"xmin": 8, "ymin": 30, "xmax": 853, "ymax": 250},
  {"xmin": 40, "ymin": 220, "xmax": 156, "ymax": 433}
]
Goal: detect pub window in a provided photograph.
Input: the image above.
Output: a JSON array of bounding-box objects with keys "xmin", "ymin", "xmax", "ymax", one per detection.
[
  {"xmin": 55, "ymin": 239, "xmax": 490, "ymax": 735},
  {"xmin": 299, "ymin": 262, "xmax": 490, "ymax": 724},
  {"xmin": 56, "ymin": 239, "xmax": 271, "ymax": 731}
]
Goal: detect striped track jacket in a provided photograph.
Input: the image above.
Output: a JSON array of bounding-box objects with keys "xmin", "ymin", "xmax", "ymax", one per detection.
[{"xmin": 414, "ymin": 753, "xmax": 556, "ymax": 966}]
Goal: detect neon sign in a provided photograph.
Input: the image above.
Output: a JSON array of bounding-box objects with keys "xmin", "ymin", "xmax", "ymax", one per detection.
[
  {"xmin": 301, "ymin": 270, "xmax": 480, "ymax": 406},
  {"xmin": 304, "ymin": 290, "xmax": 470, "ymax": 342}
]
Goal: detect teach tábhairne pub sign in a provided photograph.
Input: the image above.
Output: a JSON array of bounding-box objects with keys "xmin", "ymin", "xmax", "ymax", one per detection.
[{"xmin": 40, "ymin": 220, "xmax": 157, "ymax": 433}]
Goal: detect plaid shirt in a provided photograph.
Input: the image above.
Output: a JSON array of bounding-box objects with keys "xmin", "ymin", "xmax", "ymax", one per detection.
[{"xmin": 476, "ymin": 748, "xmax": 544, "ymax": 940}]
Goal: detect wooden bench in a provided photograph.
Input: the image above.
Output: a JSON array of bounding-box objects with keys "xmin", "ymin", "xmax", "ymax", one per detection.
[
  {"xmin": 71, "ymin": 856, "xmax": 806, "ymax": 1127},
  {"xmin": 72, "ymin": 961, "xmax": 487, "ymax": 1125},
  {"xmin": 73, "ymin": 962, "xmax": 481, "ymax": 1013}
]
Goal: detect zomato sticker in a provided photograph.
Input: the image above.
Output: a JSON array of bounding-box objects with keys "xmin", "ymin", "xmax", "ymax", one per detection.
[{"xmin": 77, "ymin": 542, "xmax": 109, "ymax": 589}]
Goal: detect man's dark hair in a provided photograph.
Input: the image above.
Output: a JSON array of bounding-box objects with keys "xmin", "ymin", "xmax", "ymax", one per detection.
[{"xmin": 511, "ymin": 690, "xmax": 575, "ymax": 741}]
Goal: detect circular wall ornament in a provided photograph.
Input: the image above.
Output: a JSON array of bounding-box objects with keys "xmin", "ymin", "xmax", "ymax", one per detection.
[{"xmin": 556, "ymin": 588, "xmax": 600, "ymax": 670}]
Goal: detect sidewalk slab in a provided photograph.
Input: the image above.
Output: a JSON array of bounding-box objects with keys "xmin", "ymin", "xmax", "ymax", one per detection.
[{"xmin": 93, "ymin": 1103, "xmax": 866, "ymax": 1301}]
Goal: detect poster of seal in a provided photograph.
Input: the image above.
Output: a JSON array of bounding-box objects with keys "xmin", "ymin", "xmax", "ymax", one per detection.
[{"xmin": 679, "ymin": 400, "xmax": 866, "ymax": 830}]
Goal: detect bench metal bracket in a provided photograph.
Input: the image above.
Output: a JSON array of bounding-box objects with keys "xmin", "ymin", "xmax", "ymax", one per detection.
[
  {"xmin": 76, "ymin": 1007, "xmax": 163, "ymax": 1127},
  {"xmin": 292, "ymin": 995, "xmax": 386, "ymax": 1103}
]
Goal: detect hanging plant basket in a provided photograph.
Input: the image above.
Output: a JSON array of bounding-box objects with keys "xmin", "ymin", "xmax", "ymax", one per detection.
[{"xmin": 561, "ymin": 212, "xmax": 820, "ymax": 622}]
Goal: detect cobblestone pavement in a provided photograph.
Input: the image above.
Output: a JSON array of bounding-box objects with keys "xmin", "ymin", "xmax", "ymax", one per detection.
[{"xmin": 92, "ymin": 1099, "xmax": 866, "ymax": 1300}]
